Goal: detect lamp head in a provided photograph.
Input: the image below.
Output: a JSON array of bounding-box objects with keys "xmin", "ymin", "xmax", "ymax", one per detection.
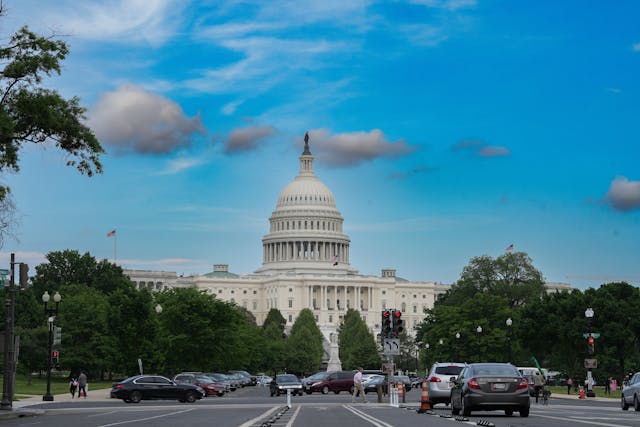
[{"xmin": 42, "ymin": 291, "xmax": 50, "ymax": 303}]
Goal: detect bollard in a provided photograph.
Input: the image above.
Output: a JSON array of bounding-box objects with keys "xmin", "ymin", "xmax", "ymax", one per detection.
[{"xmin": 377, "ymin": 384, "xmax": 383, "ymax": 403}]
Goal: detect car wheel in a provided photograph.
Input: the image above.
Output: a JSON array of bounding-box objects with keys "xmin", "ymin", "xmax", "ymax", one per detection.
[
  {"xmin": 185, "ymin": 391, "xmax": 197, "ymax": 403},
  {"xmin": 130, "ymin": 391, "xmax": 142, "ymax": 404},
  {"xmin": 322, "ymin": 385, "xmax": 329, "ymax": 394},
  {"xmin": 217, "ymin": 391, "xmax": 224, "ymax": 397},
  {"xmin": 622, "ymin": 396, "xmax": 630, "ymax": 410},
  {"xmin": 505, "ymin": 409, "xmax": 514, "ymax": 416},
  {"xmin": 349, "ymin": 385, "xmax": 355, "ymax": 395},
  {"xmin": 461, "ymin": 396, "xmax": 471, "ymax": 416},
  {"xmin": 519, "ymin": 407, "xmax": 530, "ymax": 417},
  {"xmin": 305, "ymin": 390, "xmax": 312, "ymax": 395},
  {"xmin": 123, "ymin": 399, "xmax": 131, "ymax": 403}
]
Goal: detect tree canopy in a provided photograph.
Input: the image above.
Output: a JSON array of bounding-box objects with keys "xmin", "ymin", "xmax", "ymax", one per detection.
[{"xmin": 0, "ymin": 16, "xmax": 104, "ymax": 246}]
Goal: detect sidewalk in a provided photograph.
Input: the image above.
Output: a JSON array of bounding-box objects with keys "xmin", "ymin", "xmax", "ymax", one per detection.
[
  {"xmin": 14, "ymin": 387, "xmax": 112, "ymax": 407},
  {"xmin": 549, "ymin": 391, "xmax": 618, "ymax": 403}
]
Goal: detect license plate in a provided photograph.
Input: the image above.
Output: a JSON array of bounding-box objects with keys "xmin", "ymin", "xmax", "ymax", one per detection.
[{"xmin": 492, "ymin": 383, "xmax": 507, "ymax": 391}]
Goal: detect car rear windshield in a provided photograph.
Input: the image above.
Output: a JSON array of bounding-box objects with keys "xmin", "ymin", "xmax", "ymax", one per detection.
[
  {"xmin": 277, "ymin": 374, "xmax": 299, "ymax": 382},
  {"xmin": 435, "ymin": 366, "xmax": 464, "ymax": 376},
  {"xmin": 472, "ymin": 365, "xmax": 518, "ymax": 376}
]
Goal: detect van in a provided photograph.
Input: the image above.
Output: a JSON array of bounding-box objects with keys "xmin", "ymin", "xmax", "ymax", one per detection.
[{"xmin": 306, "ymin": 370, "xmax": 355, "ymax": 394}]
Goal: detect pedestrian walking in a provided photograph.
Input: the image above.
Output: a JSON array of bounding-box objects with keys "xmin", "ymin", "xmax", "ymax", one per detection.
[
  {"xmin": 78, "ymin": 371, "xmax": 88, "ymax": 399},
  {"xmin": 567, "ymin": 377, "xmax": 573, "ymax": 395},
  {"xmin": 533, "ymin": 370, "xmax": 544, "ymax": 403},
  {"xmin": 69, "ymin": 376, "xmax": 78, "ymax": 398},
  {"xmin": 352, "ymin": 367, "xmax": 367, "ymax": 403}
]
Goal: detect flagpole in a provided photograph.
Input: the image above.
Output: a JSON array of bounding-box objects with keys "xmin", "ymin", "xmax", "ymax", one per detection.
[{"xmin": 114, "ymin": 233, "xmax": 117, "ymax": 264}]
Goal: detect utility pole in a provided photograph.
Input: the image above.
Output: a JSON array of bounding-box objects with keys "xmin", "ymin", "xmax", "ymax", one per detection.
[{"xmin": 1, "ymin": 254, "xmax": 16, "ymax": 409}]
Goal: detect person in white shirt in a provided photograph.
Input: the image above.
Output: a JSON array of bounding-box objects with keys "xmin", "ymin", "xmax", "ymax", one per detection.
[{"xmin": 352, "ymin": 367, "xmax": 367, "ymax": 403}]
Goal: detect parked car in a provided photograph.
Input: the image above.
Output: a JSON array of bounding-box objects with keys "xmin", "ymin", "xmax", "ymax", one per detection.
[
  {"xmin": 426, "ymin": 362, "xmax": 466, "ymax": 406},
  {"xmin": 363, "ymin": 374, "xmax": 388, "ymax": 394},
  {"xmin": 450, "ymin": 363, "xmax": 530, "ymax": 417},
  {"xmin": 227, "ymin": 372, "xmax": 248, "ymax": 388},
  {"xmin": 203, "ymin": 373, "xmax": 232, "ymax": 392},
  {"xmin": 110, "ymin": 375, "xmax": 204, "ymax": 403},
  {"xmin": 270, "ymin": 374, "xmax": 303, "ymax": 396},
  {"xmin": 256, "ymin": 375, "xmax": 273, "ymax": 386},
  {"xmin": 304, "ymin": 371, "xmax": 354, "ymax": 394},
  {"xmin": 621, "ymin": 371, "xmax": 640, "ymax": 410},
  {"xmin": 230, "ymin": 370, "xmax": 257, "ymax": 386},
  {"xmin": 173, "ymin": 373, "xmax": 225, "ymax": 397}
]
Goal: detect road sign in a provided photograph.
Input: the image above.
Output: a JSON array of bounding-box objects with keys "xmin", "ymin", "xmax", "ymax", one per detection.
[
  {"xmin": 584, "ymin": 358, "xmax": 598, "ymax": 369},
  {"xmin": 383, "ymin": 338, "xmax": 400, "ymax": 355},
  {"xmin": 582, "ymin": 333, "xmax": 601, "ymax": 339}
]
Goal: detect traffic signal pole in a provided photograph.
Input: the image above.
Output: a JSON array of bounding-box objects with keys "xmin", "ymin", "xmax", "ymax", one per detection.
[{"xmin": 0, "ymin": 254, "xmax": 16, "ymax": 409}]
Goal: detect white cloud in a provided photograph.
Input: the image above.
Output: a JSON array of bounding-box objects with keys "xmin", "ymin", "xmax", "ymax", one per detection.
[
  {"xmin": 605, "ymin": 176, "xmax": 640, "ymax": 212},
  {"xmin": 89, "ymin": 84, "xmax": 205, "ymax": 155},
  {"xmin": 157, "ymin": 157, "xmax": 205, "ymax": 175},
  {"xmin": 307, "ymin": 129, "xmax": 415, "ymax": 167},
  {"xmin": 452, "ymin": 140, "xmax": 511, "ymax": 158},
  {"xmin": 633, "ymin": 42, "xmax": 640, "ymax": 52},
  {"xmin": 409, "ymin": 0, "xmax": 477, "ymax": 10},
  {"xmin": 44, "ymin": 0, "xmax": 183, "ymax": 45}
]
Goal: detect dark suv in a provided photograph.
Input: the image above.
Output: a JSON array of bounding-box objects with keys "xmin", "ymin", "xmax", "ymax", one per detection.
[{"xmin": 306, "ymin": 371, "xmax": 354, "ymax": 394}]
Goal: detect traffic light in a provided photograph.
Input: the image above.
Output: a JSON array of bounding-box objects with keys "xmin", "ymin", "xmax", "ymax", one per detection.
[
  {"xmin": 53, "ymin": 327, "xmax": 62, "ymax": 347},
  {"xmin": 52, "ymin": 350, "xmax": 60, "ymax": 368},
  {"xmin": 19, "ymin": 263, "xmax": 29, "ymax": 288},
  {"xmin": 587, "ymin": 337, "xmax": 595, "ymax": 355},
  {"xmin": 391, "ymin": 310, "xmax": 403, "ymax": 337},
  {"xmin": 381, "ymin": 310, "xmax": 392, "ymax": 338}
]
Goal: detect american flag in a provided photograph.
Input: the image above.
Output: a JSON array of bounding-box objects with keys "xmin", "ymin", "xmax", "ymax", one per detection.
[
  {"xmin": 505, "ymin": 244, "xmax": 514, "ymax": 251},
  {"xmin": 107, "ymin": 230, "xmax": 116, "ymax": 237},
  {"xmin": 332, "ymin": 254, "xmax": 339, "ymax": 266}
]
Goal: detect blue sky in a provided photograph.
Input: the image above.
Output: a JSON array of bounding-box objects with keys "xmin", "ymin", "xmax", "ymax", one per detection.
[{"xmin": 2, "ymin": 0, "xmax": 639, "ymax": 289}]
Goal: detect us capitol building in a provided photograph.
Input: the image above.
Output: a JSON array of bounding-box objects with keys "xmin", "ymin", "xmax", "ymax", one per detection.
[{"xmin": 124, "ymin": 135, "xmax": 567, "ymax": 342}]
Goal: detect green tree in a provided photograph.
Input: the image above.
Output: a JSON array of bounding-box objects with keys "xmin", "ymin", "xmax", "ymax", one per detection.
[
  {"xmin": 285, "ymin": 308, "xmax": 324, "ymax": 375},
  {"xmin": 338, "ymin": 309, "xmax": 381, "ymax": 370},
  {"xmin": 0, "ymin": 19, "xmax": 103, "ymax": 244}
]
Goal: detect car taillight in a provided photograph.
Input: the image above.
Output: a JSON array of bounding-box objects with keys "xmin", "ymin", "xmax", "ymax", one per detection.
[
  {"xmin": 116, "ymin": 385, "xmax": 123, "ymax": 389},
  {"xmin": 467, "ymin": 378, "xmax": 481, "ymax": 389},
  {"xmin": 517, "ymin": 378, "xmax": 528, "ymax": 390},
  {"xmin": 428, "ymin": 376, "xmax": 441, "ymax": 382}
]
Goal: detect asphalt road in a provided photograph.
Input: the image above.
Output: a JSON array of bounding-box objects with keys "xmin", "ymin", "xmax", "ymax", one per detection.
[{"xmin": 2, "ymin": 384, "xmax": 639, "ymax": 427}]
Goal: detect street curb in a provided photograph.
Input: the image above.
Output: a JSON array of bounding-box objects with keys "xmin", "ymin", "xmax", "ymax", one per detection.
[{"xmin": 0, "ymin": 407, "xmax": 45, "ymax": 420}]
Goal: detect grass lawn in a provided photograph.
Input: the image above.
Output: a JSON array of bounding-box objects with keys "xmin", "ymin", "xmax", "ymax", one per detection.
[
  {"xmin": 0, "ymin": 375, "xmax": 113, "ymax": 399},
  {"xmin": 547, "ymin": 385, "xmax": 621, "ymax": 399}
]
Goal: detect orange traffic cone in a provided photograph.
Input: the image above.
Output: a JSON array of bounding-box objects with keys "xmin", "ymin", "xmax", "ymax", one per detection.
[
  {"xmin": 579, "ymin": 387, "xmax": 586, "ymax": 399},
  {"xmin": 397, "ymin": 381, "xmax": 405, "ymax": 403},
  {"xmin": 417, "ymin": 378, "xmax": 432, "ymax": 413}
]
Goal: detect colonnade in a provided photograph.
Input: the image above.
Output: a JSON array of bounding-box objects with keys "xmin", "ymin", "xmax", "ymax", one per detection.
[
  {"xmin": 263, "ymin": 240, "xmax": 349, "ymax": 264},
  {"xmin": 306, "ymin": 284, "xmax": 373, "ymax": 311}
]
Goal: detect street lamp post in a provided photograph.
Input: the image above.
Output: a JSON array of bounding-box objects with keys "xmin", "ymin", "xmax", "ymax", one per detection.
[
  {"xmin": 476, "ymin": 326, "xmax": 483, "ymax": 362},
  {"xmin": 506, "ymin": 318, "xmax": 513, "ymax": 363},
  {"xmin": 415, "ymin": 341, "xmax": 421, "ymax": 373},
  {"xmin": 438, "ymin": 339, "xmax": 444, "ymax": 362},
  {"xmin": 424, "ymin": 343, "xmax": 430, "ymax": 374},
  {"xmin": 455, "ymin": 332, "xmax": 461, "ymax": 361},
  {"xmin": 585, "ymin": 308, "xmax": 595, "ymax": 396},
  {"xmin": 42, "ymin": 291, "xmax": 61, "ymax": 402}
]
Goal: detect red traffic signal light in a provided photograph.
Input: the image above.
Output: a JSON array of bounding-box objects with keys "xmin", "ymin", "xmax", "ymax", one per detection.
[
  {"xmin": 587, "ymin": 337, "xmax": 594, "ymax": 344},
  {"xmin": 383, "ymin": 310, "xmax": 391, "ymax": 318},
  {"xmin": 587, "ymin": 337, "xmax": 595, "ymax": 355},
  {"xmin": 394, "ymin": 310, "xmax": 402, "ymax": 318}
]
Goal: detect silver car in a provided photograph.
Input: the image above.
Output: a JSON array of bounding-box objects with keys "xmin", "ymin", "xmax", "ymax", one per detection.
[
  {"xmin": 426, "ymin": 362, "xmax": 466, "ymax": 406},
  {"xmin": 622, "ymin": 372, "xmax": 640, "ymax": 410}
]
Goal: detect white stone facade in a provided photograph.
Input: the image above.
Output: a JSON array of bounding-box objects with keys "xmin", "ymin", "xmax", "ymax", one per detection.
[{"xmin": 125, "ymin": 137, "xmax": 450, "ymax": 339}]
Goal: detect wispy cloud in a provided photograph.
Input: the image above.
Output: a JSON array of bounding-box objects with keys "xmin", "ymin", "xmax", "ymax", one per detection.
[
  {"xmin": 157, "ymin": 157, "xmax": 205, "ymax": 175},
  {"xmin": 452, "ymin": 139, "xmax": 511, "ymax": 158},
  {"xmin": 389, "ymin": 165, "xmax": 435, "ymax": 180},
  {"xmin": 633, "ymin": 42, "xmax": 640, "ymax": 52},
  {"xmin": 44, "ymin": 0, "xmax": 184, "ymax": 46},
  {"xmin": 604, "ymin": 176, "xmax": 640, "ymax": 212},
  {"xmin": 307, "ymin": 129, "xmax": 415, "ymax": 167},
  {"xmin": 89, "ymin": 84, "xmax": 206, "ymax": 155},
  {"xmin": 409, "ymin": 0, "xmax": 477, "ymax": 11}
]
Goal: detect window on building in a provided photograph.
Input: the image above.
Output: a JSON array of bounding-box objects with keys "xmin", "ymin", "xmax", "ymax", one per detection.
[
  {"xmin": 382, "ymin": 290, "xmax": 386, "ymax": 295},
  {"xmin": 288, "ymin": 315, "xmax": 293, "ymax": 322},
  {"xmin": 218, "ymin": 290, "xmax": 222, "ymax": 294},
  {"xmin": 401, "ymin": 302, "xmax": 406, "ymax": 312},
  {"xmin": 288, "ymin": 299, "xmax": 293, "ymax": 308},
  {"xmin": 243, "ymin": 290, "xmax": 247, "ymax": 294},
  {"xmin": 289, "ymin": 288, "xmax": 293, "ymax": 292},
  {"xmin": 382, "ymin": 301, "xmax": 387, "ymax": 310},
  {"xmin": 413, "ymin": 305, "xmax": 417, "ymax": 313},
  {"xmin": 253, "ymin": 301, "xmax": 257, "ymax": 310},
  {"xmin": 422, "ymin": 294, "xmax": 426, "ymax": 299},
  {"xmin": 231, "ymin": 290, "xmax": 234, "ymax": 294},
  {"xmin": 413, "ymin": 294, "xmax": 417, "ymax": 299},
  {"xmin": 329, "ymin": 315, "xmax": 333, "ymax": 323},
  {"xmin": 253, "ymin": 290, "xmax": 257, "ymax": 294}
]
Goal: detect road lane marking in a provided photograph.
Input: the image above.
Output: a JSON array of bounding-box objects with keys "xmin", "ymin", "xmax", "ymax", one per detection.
[
  {"xmin": 343, "ymin": 405, "xmax": 393, "ymax": 427},
  {"xmin": 534, "ymin": 413, "xmax": 632, "ymax": 427},
  {"xmin": 96, "ymin": 408, "xmax": 195, "ymax": 427},
  {"xmin": 88, "ymin": 410, "xmax": 120, "ymax": 417},
  {"xmin": 237, "ymin": 405, "xmax": 280, "ymax": 427},
  {"xmin": 285, "ymin": 406, "xmax": 301, "ymax": 427}
]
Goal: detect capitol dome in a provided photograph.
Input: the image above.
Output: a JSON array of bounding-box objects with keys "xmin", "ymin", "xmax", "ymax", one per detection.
[{"xmin": 256, "ymin": 134, "xmax": 354, "ymax": 275}]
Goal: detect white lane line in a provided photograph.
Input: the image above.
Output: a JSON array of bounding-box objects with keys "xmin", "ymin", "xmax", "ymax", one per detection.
[
  {"xmin": 343, "ymin": 405, "xmax": 393, "ymax": 427},
  {"xmin": 285, "ymin": 406, "xmax": 301, "ymax": 427},
  {"xmin": 96, "ymin": 408, "xmax": 195, "ymax": 427},
  {"xmin": 237, "ymin": 405, "xmax": 280, "ymax": 427},
  {"xmin": 534, "ymin": 413, "xmax": 632, "ymax": 427},
  {"xmin": 88, "ymin": 410, "xmax": 120, "ymax": 417}
]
